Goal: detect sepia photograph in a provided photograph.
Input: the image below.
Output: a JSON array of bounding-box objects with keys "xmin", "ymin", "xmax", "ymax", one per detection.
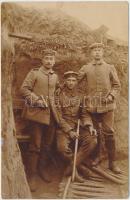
[{"xmin": 1, "ymin": 1, "xmax": 129, "ymax": 199}]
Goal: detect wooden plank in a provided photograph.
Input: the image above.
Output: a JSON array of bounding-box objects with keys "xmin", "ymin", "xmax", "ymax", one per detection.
[
  {"xmin": 8, "ymin": 33, "xmax": 32, "ymax": 41},
  {"xmin": 16, "ymin": 135, "xmax": 30, "ymax": 142},
  {"xmin": 13, "ymin": 98, "xmax": 25, "ymax": 109}
]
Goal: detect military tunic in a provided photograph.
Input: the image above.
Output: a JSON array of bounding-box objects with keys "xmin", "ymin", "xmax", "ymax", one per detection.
[
  {"xmin": 20, "ymin": 66, "xmax": 59, "ymax": 152},
  {"xmin": 21, "ymin": 66, "xmax": 59, "ymax": 125},
  {"xmin": 55, "ymin": 87, "xmax": 97, "ymax": 165},
  {"xmin": 78, "ymin": 60, "xmax": 121, "ymax": 162},
  {"xmin": 78, "ymin": 60, "xmax": 121, "ymax": 113}
]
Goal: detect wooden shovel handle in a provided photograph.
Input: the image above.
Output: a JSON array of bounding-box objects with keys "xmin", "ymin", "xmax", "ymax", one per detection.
[
  {"xmin": 72, "ymin": 119, "xmax": 80, "ymax": 182},
  {"xmin": 62, "ymin": 176, "xmax": 71, "ymax": 199}
]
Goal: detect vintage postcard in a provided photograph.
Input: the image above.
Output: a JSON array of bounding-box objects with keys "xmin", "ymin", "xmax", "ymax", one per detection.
[{"xmin": 1, "ymin": 1, "xmax": 129, "ymax": 199}]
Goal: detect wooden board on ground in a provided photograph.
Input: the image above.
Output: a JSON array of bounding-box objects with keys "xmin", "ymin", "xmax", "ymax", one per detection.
[{"xmin": 58, "ymin": 160, "xmax": 128, "ymax": 199}]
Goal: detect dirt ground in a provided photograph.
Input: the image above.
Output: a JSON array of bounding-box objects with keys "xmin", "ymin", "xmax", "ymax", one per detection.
[{"xmin": 29, "ymin": 158, "xmax": 128, "ymax": 199}]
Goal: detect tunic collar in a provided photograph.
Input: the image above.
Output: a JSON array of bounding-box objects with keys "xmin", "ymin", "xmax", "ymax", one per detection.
[
  {"xmin": 63, "ymin": 86, "xmax": 79, "ymax": 97},
  {"xmin": 92, "ymin": 59, "xmax": 104, "ymax": 65},
  {"xmin": 39, "ymin": 66, "xmax": 54, "ymax": 75}
]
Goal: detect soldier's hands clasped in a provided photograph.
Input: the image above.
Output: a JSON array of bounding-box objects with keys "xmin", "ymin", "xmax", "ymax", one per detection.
[
  {"xmin": 69, "ymin": 131, "xmax": 79, "ymax": 140},
  {"xmin": 89, "ymin": 126, "xmax": 97, "ymax": 136}
]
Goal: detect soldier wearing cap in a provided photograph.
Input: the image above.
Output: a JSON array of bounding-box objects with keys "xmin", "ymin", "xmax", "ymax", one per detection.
[
  {"xmin": 78, "ymin": 43, "xmax": 121, "ymax": 174},
  {"xmin": 55, "ymin": 71, "xmax": 97, "ymax": 179},
  {"xmin": 20, "ymin": 49, "xmax": 59, "ymax": 191}
]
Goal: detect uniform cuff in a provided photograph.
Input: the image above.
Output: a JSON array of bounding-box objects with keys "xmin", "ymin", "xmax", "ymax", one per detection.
[
  {"xmin": 82, "ymin": 119, "xmax": 93, "ymax": 127},
  {"xmin": 62, "ymin": 126, "xmax": 73, "ymax": 134}
]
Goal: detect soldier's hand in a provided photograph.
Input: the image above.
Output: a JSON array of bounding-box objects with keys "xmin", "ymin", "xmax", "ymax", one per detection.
[
  {"xmin": 36, "ymin": 99, "xmax": 46, "ymax": 108},
  {"xmin": 103, "ymin": 94, "xmax": 113, "ymax": 104},
  {"xmin": 55, "ymin": 87, "xmax": 61, "ymax": 96},
  {"xmin": 89, "ymin": 126, "xmax": 97, "ymax": 136},
  {"xmin": 102, "ymin": 94, "xmax": 114, "ymax": 104},
  {"xmin": 106, "ymin": 94, "xmax": 114, "ymax": 103},
  {"xmin": 69, "ymin": 131, "xmax": 79, "ymax": 140}
]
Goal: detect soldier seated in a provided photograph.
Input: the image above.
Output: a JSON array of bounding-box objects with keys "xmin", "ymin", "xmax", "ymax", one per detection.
[{"xmin": 55, "ymin": 71, "xmax": 97, "ymax": 180}]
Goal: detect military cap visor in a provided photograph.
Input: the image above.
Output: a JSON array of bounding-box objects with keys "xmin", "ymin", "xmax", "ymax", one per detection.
[
  {"xmin": 64, "ymin": 71, "xmax": 78, "ymax": 79},
  {"xmin": 43, "ymin": 49, "xmax": 56, "ymax": 56},
  {"xmin": 89, "ymin": 43, "xmax": 104, "ymax": 50}
]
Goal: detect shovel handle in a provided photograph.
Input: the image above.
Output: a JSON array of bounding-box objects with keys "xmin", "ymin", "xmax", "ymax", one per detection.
[
  {"xmin": 72, "ymin": 119, "xmax": 80, "ymax": 182},
  {"xmin": 62, "ymin": 176, "xmax": 71, "ymax": 199}
]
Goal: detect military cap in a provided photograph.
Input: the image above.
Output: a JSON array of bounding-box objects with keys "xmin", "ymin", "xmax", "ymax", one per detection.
[
  {"xmin": 64, "ymin": 71, "xmax": 78, "ymax": 79},
  {"xmin": 43, "ymin": 49, "xmax": 56, "ymax": 56},
  {"xmin": 89, "ymin": 43, "xmax": 104, "ymax": 50}
]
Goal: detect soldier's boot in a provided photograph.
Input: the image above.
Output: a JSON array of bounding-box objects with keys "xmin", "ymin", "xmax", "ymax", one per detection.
[
  {"xmin": 105, "ymin": 136, "xmax": 122, "ymax": 174},
  {"xmin": 64, "ymin": 164, "xmax": 84, "ymax": 182},
  {"xmin": 38, "ymin": 165, "xmax": 52, "ymax": 183},
  {"xmin": 109, "ymin": 161, "xmax": 122, "ymax": 174},
  {"xmin": 64, "ymin": 162, "xmax": 73, "ymax": 177},
  {"xmin": 78, "ymin": 164, "xmax": 94, "ymax": 179},
  {"xmin": 91, "ymin": 131, "xmax": 103, "ymax": 166},
  {"xmin": 38, "ymin": 150, "xmax": 52, "ymax": 183},
  {"xmin": 91, "ymin": 156, "xmax": 102, "ymax": 167},
  {"xmin": 76, "ymin": 137, "xmax": 98, "ymax": 168},
  {"xmin": 75, "ymin": 169, "xmax": 85, "ymax": 182},
  {"xmin": 29, "ymin": 174, "xmax": 37, "ymax": 193},
  {"xmin": 28, "ymin": 152, "xmax": 39, "ymax": 192}
]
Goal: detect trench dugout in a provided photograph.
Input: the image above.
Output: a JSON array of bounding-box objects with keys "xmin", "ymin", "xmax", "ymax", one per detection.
[
  {"xmin": 12, "ymin": 40, "xmax": 106, "ymax": 178},
  {"xmin": 12, "ymin": 37, "xmax": 128, "ymax": 193}
]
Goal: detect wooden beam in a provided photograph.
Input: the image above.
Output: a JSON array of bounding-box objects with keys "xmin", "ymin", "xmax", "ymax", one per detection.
[
  {"xmin": 8, "ymin": 33, "xmax": 32, "ymax": 41},
  {"xmin": 16, "ymin": 135, "xmax": 30, "ymax": 142}
]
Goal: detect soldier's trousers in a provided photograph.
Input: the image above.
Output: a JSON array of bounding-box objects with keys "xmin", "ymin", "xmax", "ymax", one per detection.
[
  {"xmin": 90, "ymin": 110, "xmax": 116, "ymax": 161},
  {"xmin": 28, "ymin": 116, "xmax": 56, "ymax": 175},
  {"xmin": 56, "ymin": 127, "xmax": 97, "ymax": 167},
  {"xmin": 29, "ymin": 120, "xmax": 55, "ymax": 153}
]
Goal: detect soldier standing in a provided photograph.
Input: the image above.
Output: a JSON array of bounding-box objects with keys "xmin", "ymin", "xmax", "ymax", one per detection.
[
  {"xmin": 78, "ymin": 43, "xmax": 121, "ymax": 174},
  {"xmin": 21, "ymin": 49, "xmax": 59, "ymax": 191},
  {"xmin": 55, "ymin": 71, "xmax": 97, "ymax": 180}
]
